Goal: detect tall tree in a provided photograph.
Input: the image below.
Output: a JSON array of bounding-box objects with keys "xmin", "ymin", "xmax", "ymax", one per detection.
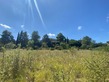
[
  {"xmin": 31, "ymin": 31, "xmax": 41, "ymax": 48},
  {"xmin": 42, "ymin": 34, "xmax": 52, "ymax": 48},
  {"xmin": 32, "ymin": 31, "xmax": 40, "ymax": 42},
  {"xmin": 81, "ymin": 36, "xmax": 92, "ymax": 49},
  {"xmin": 1, "ymin": 30, "xmax": 15, "ymax": 45},
  {"xmin": 56, "ymin": 33, "xmax": 66, "ymax": 43},
  {"xmin": 16, "ymin": 33, "xmax": 20, "ymax": 45},
  {"xmin": 16, "ymin": 31, "xmax": 28, "ymax": 48}
]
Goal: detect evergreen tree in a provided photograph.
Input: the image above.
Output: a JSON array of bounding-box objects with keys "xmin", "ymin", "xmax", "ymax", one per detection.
[
  {"xmin": 32, "ymin": 31, "xmax": 40, "ymax": 42},
  {"xmin": 42, "ymin": 34, "xmax": 52, "ymax": 48},
  {"xmin": 16, "ymin": 33, "xmax": 20, "ymax": 45},
  {"xmin": 56, "ymin": 33, "xmax": 66, "ymax": 43},
  {"xmin": 81, "ymin": 36, "xmax": 92, "ymax": 49},
  {"xmin": 31, "ymin": 31, "xmax": 41, "ymax": 49},
  {"xmin": 16, "ymin": 31, "xmax": 28, "ymax": 48},
  {"xmin": 1, "ymin": 30, "xmax": 15, "ymax": 45}
]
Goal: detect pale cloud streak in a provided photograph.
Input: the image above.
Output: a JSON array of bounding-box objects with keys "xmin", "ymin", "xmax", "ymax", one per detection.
[
  {"xmin": 33, "ymin": 0, "xmax": 45, "ymax": 27},
  {"xmin": 48, "ymin": 33, "xmax": 55, "ymax": 37},
  {"xmin": 0, "ymin": 24, "xmax": 11, "ymax": 29},
  {"xmin": 77, "ymin": 26, "xmax": 82, "ymax": 30}
]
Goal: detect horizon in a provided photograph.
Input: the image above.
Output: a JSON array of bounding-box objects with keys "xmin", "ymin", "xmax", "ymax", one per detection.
[{"xmin": 0, "ymin": 0, "xmax": 109, "ymax": 43}]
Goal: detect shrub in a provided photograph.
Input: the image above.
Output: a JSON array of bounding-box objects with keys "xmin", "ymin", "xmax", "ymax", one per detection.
[{"xmin": 5, "ymin": 43, "xmax": 16, "ymax": 49}]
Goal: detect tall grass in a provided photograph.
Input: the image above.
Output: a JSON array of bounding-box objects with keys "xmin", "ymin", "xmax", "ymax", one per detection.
[{"xmin": 0, "ymin": 49, "xmax": 109, "ymax": 82}]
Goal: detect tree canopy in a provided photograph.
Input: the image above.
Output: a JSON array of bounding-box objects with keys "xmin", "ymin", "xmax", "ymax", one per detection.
[
  {"xmin": 1, "ymin": 30, "xmax": 15, "ymax": 45},
  {"xmin": 0, "ymin": 30, "xmax": 107, "ymax": 50},
  {"xmin": 16, "ymin": 31, "xmax": 28, "ymax": 48}
]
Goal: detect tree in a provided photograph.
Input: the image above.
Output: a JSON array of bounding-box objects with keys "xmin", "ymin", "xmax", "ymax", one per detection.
[
  {"xmin": 5, "ymin": 42, "xmax": 16, "ymax": 49},
  {"xmin": 69, "ymin": 39, "xmax": 81, "ymax": 48},
  {"xmin": 1, "ymin": 30, "xmax": 15, "ymax": 45},
  {"xmin": 31, "ymin": 31, "xmax": 41, "ymax": 49},
  {"xmin": 56, "ymin": 33, "xmax": 66, "ymax": 43},
  {"xmin": 16, "ymin": 31, "xmax": 28, "ymax": 48},
  {"xmin": 16, "ymin": 33, "xmax": 20, "ymax": 46},
  {"xmin": 65, "ymin": 37, "xmax": 69, "ymax": 44},
  {"xmin": 60, "ymin": 42, "xmax": 69, "ymax": 49},
  {"xmin": 95, "ymin": 42, "xmax": 106, "ymax": 47},
  {"xmin": 32, "ymin": 31, "xmax": 40, "ymax": 43},
  {"xmin": 81, "ymin": 36, "xmax": 92, "ymax": 49},
  {"xmin": 27, "ymin": 40, "xmax": 34, "ymax": 49},
  {"xmin": 42, "ymin": 34, "xmax": 52, "ymax": 48}
]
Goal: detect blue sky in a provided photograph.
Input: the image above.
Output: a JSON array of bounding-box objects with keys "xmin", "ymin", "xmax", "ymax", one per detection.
[{"xmin": 0, "ymin": 0, "xmax": 109, "ymax": 42}]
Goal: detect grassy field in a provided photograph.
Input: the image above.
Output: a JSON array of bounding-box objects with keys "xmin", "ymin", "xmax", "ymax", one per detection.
[{"xmin": 0, "ymin": 49, "xmax": 109, "ymax": 82}]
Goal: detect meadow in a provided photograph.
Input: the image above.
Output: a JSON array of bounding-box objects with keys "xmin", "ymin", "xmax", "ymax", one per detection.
[{"xmin": 0, "ymin": 49, "xmax": 109, "ymax": 82}]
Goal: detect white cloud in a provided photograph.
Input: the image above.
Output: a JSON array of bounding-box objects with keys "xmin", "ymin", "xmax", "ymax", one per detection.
[
  {"xmin": 0, "ymin": 24, "xmax": 11, "ymax": 29},
  {"xmin": 106, "ymin": 14, "xmax": 109, "ymax": 23},
  {"xmin": 21, "ymin": 25, "xmax": 25, "ymax": 30},
  {"xmin": 21, "ymin": 25, "xmax": 24, "ymax": 28},
  {"xmin": 78, "ymin": 26, "xmax": 82, "ymax": 30},
  {"xmin": 107, "ymin": 16, "xmax": 109, "ymax": 22},
  {"xmin": 47, "ymin": 33, "xmax": 55, "ymax": 37}
]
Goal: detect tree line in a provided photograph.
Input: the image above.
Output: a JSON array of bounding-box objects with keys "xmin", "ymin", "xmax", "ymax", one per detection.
[{"xmin": 0, "ymin": 30, "xmax": 107, "ymax": 50}]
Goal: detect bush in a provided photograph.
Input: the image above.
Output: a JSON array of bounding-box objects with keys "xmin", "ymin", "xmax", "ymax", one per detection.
[
  {"xmin": 60, "ymin": 42, "xmax": 69, "ymax": 49},
  {"xmin": 55, "ymin": 45, "xmax": 63, "ymax": 50},
  {"xmin": 95, "ymin": 46, "xmax": 109, "ymax": 52},
  {"xmin": 5, "ymin": 43, "xmax": 16, "ymax": 49}
]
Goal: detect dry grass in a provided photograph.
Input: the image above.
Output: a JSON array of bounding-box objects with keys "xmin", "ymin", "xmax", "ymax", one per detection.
[{"xmin": 0, "ymin": 49, "xmax": 109, "ymax": 82}]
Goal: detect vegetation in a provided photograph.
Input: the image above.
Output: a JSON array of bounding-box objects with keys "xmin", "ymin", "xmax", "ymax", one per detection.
[
  {"xmin": 0, "ymin": 30, "xmax": 109, "ymax": 82},
  {"xmin": 0, "ymin": 49, "xmax": 109, "ymax": 82},
  {"xmin": 0, "ymin": 30, "xmax": 108, "ymax": 50}
]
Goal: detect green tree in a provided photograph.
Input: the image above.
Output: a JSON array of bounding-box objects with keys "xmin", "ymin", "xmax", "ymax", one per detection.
[
  {"xmin": 56, "ymin": 33, "xmax": 66, "ymax": 43},
  {"xmin": 31, "ymin": 31, "xmax": 41, "ymax": 49},
  {"xmin": 60, "ymin": 42, "xmax": 69, "ymax": 49},
  {"xmin": 69, "ymin": 39, "xmax": 81, "ymax": 48},
  {"xmin": 42, "ymin": 34, "xmax": 52, "ymax": 48},
  {"xmin": 81, "ymin": 36, "xmax": 92, "ymax": 49},
  {"xmin": 16, "ymin": 33, "xmax": 20, "ymax": 46},
  {"xmin": 5, "ymin": 42, "xmax": 16, "ymax": 49},
  {"xmin": 16, "ymin": 31, "xmax": 28, "ymax": 48},
  {"xmin": 27, "ymin": 40, "xmax": 34, "ymax": 49},
  {"xmin": 32, "ymin": 31, "xmax": 40, "ymax": 43},
  {"xmin": 1, "ymin": 30, "xmax": 15, "ymax": 45}
]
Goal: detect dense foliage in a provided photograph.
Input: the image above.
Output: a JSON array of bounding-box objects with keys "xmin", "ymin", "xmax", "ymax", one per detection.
[
  {"xmin": 0, "ymin": 30, "xmax": 109, "ymax": 82},
  {"xmin": 0, "ymin": 30, "xmax": 107, "ymax": 50}
]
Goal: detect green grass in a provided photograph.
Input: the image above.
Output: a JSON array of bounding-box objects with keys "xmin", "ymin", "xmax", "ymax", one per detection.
[{"xmin": 0, "ymin": 49, "xmax": 109, "ymax": 82}]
